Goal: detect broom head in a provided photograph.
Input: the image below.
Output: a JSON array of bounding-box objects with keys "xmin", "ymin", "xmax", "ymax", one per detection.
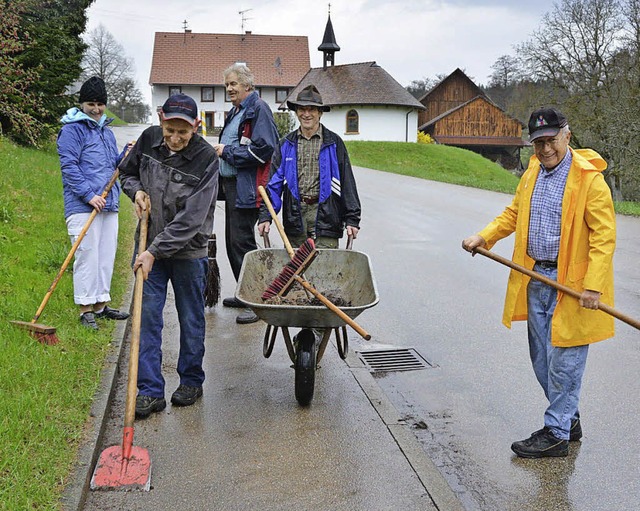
[
  {"xmin": 262, "ymin": 239, "xmax": 318, "ymax": 300},
  {"xmin": 204, "ymin": 233, "xmax": 221, "ymax": 307},
  {"xmin": 10, "ymin": 320, "xmax": 60, "ymax": 345}
]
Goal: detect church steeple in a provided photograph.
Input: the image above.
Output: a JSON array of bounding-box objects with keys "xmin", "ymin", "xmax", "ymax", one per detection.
[{"xmin": 318, "ymin": 7, "xmax": 340, "ymax": 69}]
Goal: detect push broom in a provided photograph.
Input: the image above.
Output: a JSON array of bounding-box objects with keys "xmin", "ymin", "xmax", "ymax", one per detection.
[
  {"xmin": 204, "ymin": 233, "xmax": 221, "ymax": 307},
  {"xmin": 472, "ymin": 246, "xmax": 640, "ymax": 331},
  {"xmin": 90, "ymin": 197, "xmax": 152, "ymax": 491},
  {"xmin": 10, "ymin": 167, "xmax": 121, "ymax": 345},
  {"xmin": 257, "ymin": 186, "xmax": 372, "ymax": 340}
]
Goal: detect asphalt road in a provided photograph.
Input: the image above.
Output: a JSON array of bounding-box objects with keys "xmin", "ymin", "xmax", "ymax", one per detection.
[{"xmin": 67, "ymin": 125, "xmax": 640, "ymax": 510}]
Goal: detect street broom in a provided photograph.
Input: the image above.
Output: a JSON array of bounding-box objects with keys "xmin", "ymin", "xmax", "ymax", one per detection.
[
  {"xmin": 90, "ymin": 198, "xmax": 152, "ymax": 491},
  {"xmin": 204, "ymin": 233, "xmax": 221, "ymax": 307},
  {"xmin": 257, "ymin": 185, "xmax": 372, "ymax": 340},
  {"xmin": 472, "ymin": 246, "xmax": 640, "ymax": 331},
  {"xmin": 10, "ymin": 167, "xmax": 121, "ymax": 345}
]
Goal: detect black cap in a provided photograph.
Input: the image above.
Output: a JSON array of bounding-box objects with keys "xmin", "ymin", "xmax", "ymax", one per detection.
[
  {"xmin": 287, "ymin": 84, "xmax": 330, "ymax": 112},
  {"xmin": 161, "ymin": 94, "xmax": 198, "ymax": 126},
  {"xmin": 79, "ymin": 76, "xmax": 107, "ymax": 104},
  {"xmin": 528, "ymin": 107, "xmax": 568, "ymax": 142}
]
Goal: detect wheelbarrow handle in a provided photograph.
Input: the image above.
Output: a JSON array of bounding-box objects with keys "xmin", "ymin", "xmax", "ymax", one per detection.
[{"xmin": 473, "ymin": 246, "xmax": 640, "ymax": 331}]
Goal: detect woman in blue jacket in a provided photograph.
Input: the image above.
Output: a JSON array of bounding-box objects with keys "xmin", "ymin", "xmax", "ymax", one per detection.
[{"xmin": 57, "ymin": 76, "xmax": 130, "ymax": 329}]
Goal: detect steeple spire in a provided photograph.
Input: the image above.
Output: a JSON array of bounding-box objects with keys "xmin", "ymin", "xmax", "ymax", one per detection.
[{"xmin": 318, "ymin": 6, "xmax": 340, "ymax": 69}]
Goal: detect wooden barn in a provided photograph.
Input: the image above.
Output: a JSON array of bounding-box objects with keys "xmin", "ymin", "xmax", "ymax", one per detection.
[{"xmin": 418, "ymin": 68, "xmax": 526, "ymax": 170}]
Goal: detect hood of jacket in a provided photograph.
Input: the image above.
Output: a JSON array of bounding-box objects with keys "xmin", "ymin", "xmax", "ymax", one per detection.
[{"xmin": 60, "ymin": 107, "xmax": 109, "ymax": 127}]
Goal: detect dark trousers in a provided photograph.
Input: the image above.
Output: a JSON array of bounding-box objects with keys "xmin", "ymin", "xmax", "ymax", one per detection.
[
  {"xmin": 138, "ymin": 257, "xmax": 208, "ymax": 397},
  {"xmin": 221, "ymin": 176, "xmax": 258, "ymax": 281}
]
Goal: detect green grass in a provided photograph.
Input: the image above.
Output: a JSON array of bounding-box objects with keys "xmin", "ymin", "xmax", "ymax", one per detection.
[
  {"xmin": 0, "ymin": 136, "xmax": 638, "ymax": 509},
  {"xmin": 0, "ymin": 137, "xmax": 136, "ymax": 510},
  {"xmin": 345, "ymin": 141, "xmax": 640, "ymax": 216},
  {"xmin": 345, "ymin": 141, "xmax": 520, "ymax": 194}
]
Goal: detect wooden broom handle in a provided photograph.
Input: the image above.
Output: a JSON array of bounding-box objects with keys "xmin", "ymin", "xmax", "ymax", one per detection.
[
  {"xmin": 293, "ymin": 275, "xmax": 371, "ymax": 340},
  {"xmin": 473, "ymin": 246, "xmax": 640, "ymax": 331},
  {"xmin": 258, "ymin": 185, "xmax": 295, "ymax": 258},
  {"xmin": 32, "ymin": 168, "xmax": 121, "ymax": 323}
]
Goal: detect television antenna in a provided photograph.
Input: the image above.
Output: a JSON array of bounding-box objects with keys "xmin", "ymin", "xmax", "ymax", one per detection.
[{"xmin": 239, "ymin": 9, "xmax": 253, "ymax": 32}]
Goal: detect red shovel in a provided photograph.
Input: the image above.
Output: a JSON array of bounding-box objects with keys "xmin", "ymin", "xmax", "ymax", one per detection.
[{"xmin": 90, "ymin": 198, "xmax": 152, "ymax": 490}]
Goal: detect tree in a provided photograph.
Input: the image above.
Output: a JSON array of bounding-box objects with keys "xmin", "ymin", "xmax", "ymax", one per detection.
[
  {"xmin": 515, "ymin": 0, "xmax": 629, "ymax": 196},
  {"xmin": 0, "ymin": 0, "xmax": 45, "ymax": 145},
  {"xmin": 82, "ymin": 24, "xmax": 150, "ymax": 123},
  {"xmin": 406, "ymin": 77, "xmax": 437, "ymax": 99},
  {"xmin": 18, "ymin": 0, "xmax": 94, "ymax": 124},
  {"xmin": 487, "ymin": 55, "xmax": 521, "ymax": 88},
  {"xmin": 110, "ymin": 77, "xmax": 151, "ymax": 123},
  {"xmin": 82, "ymin": 24, "xmax": 134, "ymax": 95}
]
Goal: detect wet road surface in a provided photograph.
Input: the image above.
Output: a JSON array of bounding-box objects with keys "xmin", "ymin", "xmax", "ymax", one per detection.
[{"xmin": 67, "ymin": 126, "xmax": 640, "ymax": 510}]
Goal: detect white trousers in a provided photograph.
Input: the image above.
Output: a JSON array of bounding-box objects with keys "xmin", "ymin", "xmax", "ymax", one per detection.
[{"xmin": 66, "ymin": 212, "xmax": 119, "ymax": 306}]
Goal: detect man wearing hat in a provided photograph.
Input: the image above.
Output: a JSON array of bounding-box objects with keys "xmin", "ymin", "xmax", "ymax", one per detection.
[
  {"xmin": 119, "ymin": 93, "xmax": 219, "ymax": 419},
  {"xmin": 461, "ymin": 107, "xmax": 616, "ymax": 458},
  {"xmin": 257, "ymin": 84, "xmax": 361, "ymax": 249}
]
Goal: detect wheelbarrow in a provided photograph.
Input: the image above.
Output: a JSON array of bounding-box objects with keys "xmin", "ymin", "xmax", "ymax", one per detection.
[{"xmin": 235, "ymin": 245, "xmax": 379, "ymax": 405}]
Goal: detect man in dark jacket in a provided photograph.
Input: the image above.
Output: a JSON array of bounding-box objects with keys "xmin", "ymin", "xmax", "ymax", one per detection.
[
  {"xmin": 213, "ymin": 64, "xmax": 279, "ymax": 324},
  {"xmin": 257, "ymin": 84, "xmax": 361, "ymax": 248},
  {"xmin": 119, "ymin": 93, "xmax": 219, "ymax": 419}
]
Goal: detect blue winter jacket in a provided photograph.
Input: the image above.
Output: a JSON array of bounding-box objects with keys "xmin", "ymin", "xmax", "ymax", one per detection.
[
  {"xmin": 218, "ymin": 91, "xmax": 278, "ymax": 208},
  {"xmin": 57, "ymin": 107, "xmax": 125, "ymax": 218},
  {"xmin": 259, "ymin": 125, "xmax": 361, "ymax": 239}
]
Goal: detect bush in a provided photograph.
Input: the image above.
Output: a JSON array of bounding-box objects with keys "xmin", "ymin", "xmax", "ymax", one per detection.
[{"xmin": 417, "ymin": 131, "xmax": 434, "ymax": 144}]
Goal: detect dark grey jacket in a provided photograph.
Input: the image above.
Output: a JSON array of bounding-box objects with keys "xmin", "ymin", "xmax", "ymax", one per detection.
[{"xmin": 119, "ymin": 126, "xmax": 219, "ymax": 259}]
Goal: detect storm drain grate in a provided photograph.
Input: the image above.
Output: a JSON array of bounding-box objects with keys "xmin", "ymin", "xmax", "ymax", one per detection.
[{"xmin": 356, "ymin": 348, "xmax": 433, "ymax": 373}]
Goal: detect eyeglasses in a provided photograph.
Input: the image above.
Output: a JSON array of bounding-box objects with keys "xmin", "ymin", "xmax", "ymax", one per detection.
[{"xmin": 532, "ymin": 136, "xmax": 564, "ymax": 149}]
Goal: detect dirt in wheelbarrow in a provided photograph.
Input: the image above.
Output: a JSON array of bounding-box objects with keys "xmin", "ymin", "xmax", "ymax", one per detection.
[{"xmin": 264, "ymin": 289, "xmax": 352, "ymax": 307}]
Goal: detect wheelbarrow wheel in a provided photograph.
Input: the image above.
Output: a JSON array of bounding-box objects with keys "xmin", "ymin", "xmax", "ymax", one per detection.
[{"xmin": 294, "ymin": 329, "xmax": 316, "ymax": 406}]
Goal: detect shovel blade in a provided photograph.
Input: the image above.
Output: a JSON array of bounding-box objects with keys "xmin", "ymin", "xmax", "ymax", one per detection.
[{"xmin": 90, "ymin": 444, "xmax": 152, "ymax": 491}]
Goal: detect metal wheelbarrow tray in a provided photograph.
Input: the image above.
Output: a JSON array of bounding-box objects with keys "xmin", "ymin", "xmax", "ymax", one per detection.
[
  {"xmin": 236, "ymin": 248, "xmax": 379, "ymax": 329},
  {"xmin": 235, "ymin": 247, "xmax": 379, "ymax": 406}
]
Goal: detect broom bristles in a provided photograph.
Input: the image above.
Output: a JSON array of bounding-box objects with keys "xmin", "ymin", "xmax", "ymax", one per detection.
[
  {"xmin": 262, "ymin": 239, "xmax": 317, "ymax": 300},
  {"xmin": 204, "ymin": 234, "xmax": 221, "ymax": 307}
]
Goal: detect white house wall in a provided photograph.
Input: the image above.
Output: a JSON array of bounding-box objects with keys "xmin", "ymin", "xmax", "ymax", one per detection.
[
  {"xmin": 151, "ymin": 85, "xmax": 287, "ymax": 128},
  {"xmin": 313, "ymin": 106, "xmax": 419, "ymax": 143}
]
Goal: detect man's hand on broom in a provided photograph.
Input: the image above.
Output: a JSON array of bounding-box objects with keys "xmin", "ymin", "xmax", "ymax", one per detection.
[
  {"xmin": 462, "ymin": 234, "xmax": 486, "ymax": 255},
  {"xmin": 134, "ymin": 190, "xmax": 149, "ymax": 219}
]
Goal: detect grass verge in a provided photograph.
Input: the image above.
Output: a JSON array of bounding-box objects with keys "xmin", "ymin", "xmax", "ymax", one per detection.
[
  {"xmin": 345, "ymin": 141, "xmax": 640, "ymax": 216},
  {"xmin": 0, "ymin": 137, "xmax": 136, "ymax": 509}
]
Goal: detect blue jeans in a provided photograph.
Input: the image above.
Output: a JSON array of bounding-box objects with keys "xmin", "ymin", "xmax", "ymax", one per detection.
[
  {"xmin": 138, "ymin": 257, "xmax": 208, "ymax": 398},
  {"xmin": 527, "ymin": 263, "xmax": 589, "ymax": 440}
]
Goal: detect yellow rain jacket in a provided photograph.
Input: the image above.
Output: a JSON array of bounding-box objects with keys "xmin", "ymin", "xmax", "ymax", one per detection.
[{"xmin": 478, "ymin": 148, "xmax": 616, "ymax": 347}]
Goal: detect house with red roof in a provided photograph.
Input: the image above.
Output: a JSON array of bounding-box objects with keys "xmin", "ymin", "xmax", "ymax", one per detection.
[{"xmin": 149, "ymin": 30, "xmax": 310, "ymax": 130}]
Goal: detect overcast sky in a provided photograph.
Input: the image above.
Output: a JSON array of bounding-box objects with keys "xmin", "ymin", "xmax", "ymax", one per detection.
[{"xmin": 86, "ymin": 0, "xmax": 557, "ymax": 105}]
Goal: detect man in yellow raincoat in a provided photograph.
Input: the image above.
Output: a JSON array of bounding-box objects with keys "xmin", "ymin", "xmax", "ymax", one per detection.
[{"xmin": 462, "ymin": 107, "xmax": 616, "ymax": 458}]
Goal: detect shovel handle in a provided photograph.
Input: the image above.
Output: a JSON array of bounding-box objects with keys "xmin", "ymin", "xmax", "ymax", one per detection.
[
  {"xmin": 473, "ymin": 246, "xmax": 640, "ymax": 331},
  {"xmin": 124, "ymin": 197, "xmax": 150, "ymax": 430},
  {"xmin": 32, "ymin": 168, "xmax": 121, "ymax": 323}
]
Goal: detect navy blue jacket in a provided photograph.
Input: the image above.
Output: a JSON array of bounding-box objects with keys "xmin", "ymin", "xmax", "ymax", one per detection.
[
  {"xmin": 218, "ymin": 91, "xmax": 278, "ymax": 209},
  {"xmin": 259, "ymin": 125, "xmax": 361, "ymax": 239}
]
